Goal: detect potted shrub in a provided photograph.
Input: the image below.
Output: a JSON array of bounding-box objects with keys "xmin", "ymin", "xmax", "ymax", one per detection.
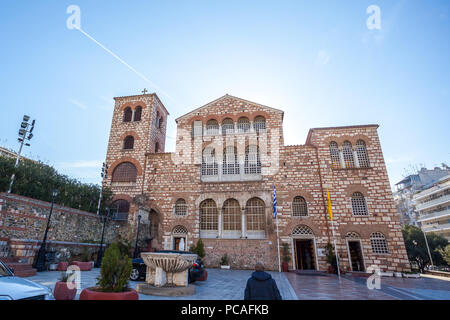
[
  {"xmin": 79, "ymin": 241, "xmax": 138, "ymax": 300},
  {"xmin": 281, "ymin": 243, "xmax": 291, "ymax": 272},
  {"xmin": 220, "ymin": 254, "xmax": 230, "ymax": 269},
  {"xmin": 325, "ymin": 242, "xmax": 337, "ymax": 274},
  {"xmin": 53, "ymin": 271, "xmax": 77, "ymax": 300},
  {"xmin": 190, "ymin": 239, "xmax": 208, "ymax": 281}
]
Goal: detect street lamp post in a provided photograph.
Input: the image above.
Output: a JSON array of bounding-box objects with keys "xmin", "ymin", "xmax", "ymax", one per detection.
[
  {"xmin": 423, "ymin": 229, "xmax": 434, "ymax": 270},
  {"xmin": 133, "ymin": 214, "xmax": 142, "ymax": 259},
  {"xmin": 95, "ymin": 207, "xmax": 110, "ymax": 268},
  {"xmin": 96, "ymin": 162, "xmax": 108, "ymax": 215},
  {"xmin": 34, "ymin": 189, "xmax": 58, "ymax": 272},
  {"xmin": 8, "ymin": 115, "xmax": 35, "ymax": 193}
]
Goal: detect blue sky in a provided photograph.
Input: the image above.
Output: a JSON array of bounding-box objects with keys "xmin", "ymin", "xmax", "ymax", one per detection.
[{"xmin": 0, "ymin": 1, "xmax": 449, "ymax": 187}]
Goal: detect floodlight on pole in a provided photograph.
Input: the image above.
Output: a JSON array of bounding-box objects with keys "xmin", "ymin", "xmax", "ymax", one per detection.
[{"xmin": 8, "ymin": 115, "xmax": 36, "ymax": 194}]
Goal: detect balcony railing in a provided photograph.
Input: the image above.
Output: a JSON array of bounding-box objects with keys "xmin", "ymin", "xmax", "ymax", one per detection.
[
  {"xmin": 201, "ymin": 163, "xmax": 262, "ymax": 182},
  {"xmin": 422, "ymin": 222, "xmax": 450, "ymax": 233},
  {"xmin": 418, "ymin": 208, "xmax": 450, "ymax": 222},
  {"xmin": 415, "ymin": 194, "xmax": 450, "ymax": 212}
]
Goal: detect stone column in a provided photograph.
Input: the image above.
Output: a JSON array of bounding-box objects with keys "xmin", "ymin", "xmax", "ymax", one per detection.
[
  {"xmin": 218, "ymin": 208, "xmax": 223, "ymax": 238},
  {"xmin": 353, "ymin": 149, "xmax": 360, "ymax": 168},
  {"xmin": 241, "ymin": 208, "xmax": 246, "ymax": 238},
  {"xmin": 339, "ymin": 149, "xmax": 345, "ymax": 169}
]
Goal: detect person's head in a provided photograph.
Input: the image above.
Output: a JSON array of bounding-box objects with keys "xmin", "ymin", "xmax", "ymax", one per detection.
[{"xmin": 255, "ymin": 262, "xmax": 265, "ymax": 272}]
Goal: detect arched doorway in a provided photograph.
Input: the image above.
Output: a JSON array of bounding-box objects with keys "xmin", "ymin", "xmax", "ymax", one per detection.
[
  {"xmin": 292, "ymin": 225, "xmax": 317, "ymax": 270},
  {"xmin": 345, "ymin": 232, "xmax": 365, "ymax": 272},
  {"xmin": 171, "ymin": 225, "xmax": 188, "ymax": 251}
]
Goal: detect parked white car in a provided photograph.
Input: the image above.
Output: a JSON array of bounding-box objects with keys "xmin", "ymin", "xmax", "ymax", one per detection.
[{"xmin": 0, "ymin": 260, "xmax": 54, "ymax": 300}]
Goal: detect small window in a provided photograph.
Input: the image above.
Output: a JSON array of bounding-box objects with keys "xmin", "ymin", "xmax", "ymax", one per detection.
[
  {"xmin": 370, "ymin": 232, "xmax": 389, "ymax": 254},
  {"xmin": 237, "ymin": 117, "xmax": 250, "ymax": 133},
  {"xmin": 158, "ymin": 117, "xmax": 163, "ymax": 129},
  {"xmin": 356, "ymin": 140, "xmax": 370, "ymax": 168},
  {"xmin": 342, "ymin": 141, "xmax": 355, "ymax": 168},
  {"xmin": 133, "ymin": 106, "xmax": 142, "ymax": 121},
  {"xmin": 351, "ymin": 192, "xmax": 368, "ymax": 216},
  {"xmin": 174, "ymin": 199, "xmax": 187, "ymax": 216},
  {"xmin": 329, "ymin": 142, "xmax": 341, "ymax": 169},
  {"xmin": 155, "ymin": 142, "xmax": 160, "ymax": 153},
  {"xmin": 253, "ymin": 116, "xmax": 266, "ymax": 132},
  {"xmin": 201, "ymin": 147, "xmax": 218, "ymax": 176},
  {"xmin": 206, "ymin": 119, "xmax": 219, "ymax": 135},
  {"xmin": 223, "ymin": 146, "xmax": 239, "ymax": 175},
  {"xmin": 123, "ymin": 107, "xmax": 132, "ymax": 122},
  {"xmin": 222, "ymin": 118, "xmax": 234, "ymax": 135},
  {"xmin": 292, "ymin": 196, "xmax": 308, "ymax": 217},
  {"xmin": 123, "ymin": 136, "xmax": 134, "ymax": 150},
  {"xmin": 244, "ymin": 145, "xmax": 261, "ymax": 174}
]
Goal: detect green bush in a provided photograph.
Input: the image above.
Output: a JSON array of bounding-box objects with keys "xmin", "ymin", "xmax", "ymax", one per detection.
[
  {"xmin": 96, "ymin": 242, "xmax": 132, "ymax": 292},
  {"xmin": 0, "ymin": 155, "xmax": 112, "ymax": 213},
  {"xmin": 189, "ymin": 239, "xmax": 206, "ymax": 258},
  {"xmin": 220, "ymin": 254, "xmax": 229, "ymax": 266}
]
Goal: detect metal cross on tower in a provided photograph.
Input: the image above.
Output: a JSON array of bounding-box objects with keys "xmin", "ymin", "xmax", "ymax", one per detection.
[{"xmin": 142, "ymin": 88, "xmax": 148, "ymax": 94}]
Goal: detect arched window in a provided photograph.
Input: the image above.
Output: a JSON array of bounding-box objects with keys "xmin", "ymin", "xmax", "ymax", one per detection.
[
  {"xmin": 245, "ymin": 145, "xmax": 261, "ymax": 174},
  {"xmin": 356, "ymin": 140, "xmax": 370, "ymax": 168},
  {"xmin": 155, "ymin": 142, "xmax": 160, "ymax": 153},
  {"xmin": 112, "ymin": 199, "xmax": 130, "ymax": 221},
  {"xmin": 172, "ymin": 225, "xmax": 188, "ymax": 236},
  {"xmin": 201, "ymin": 147, "xmax": 218, "ymax": 176},
  {"xmin": 206, "ymin": 119, "xmax": 219, "ymax": 135},
  {"xmin": 174, "ymin": 198, "xmax": 187, "ymax": 216},
  {"xmin": 292, "ymin": 196, "xmax": 308, "ymax": 217},
  {"xmin": 223, "ymin": 199, "xmax": 241, "ymax": 231},
  {"xmin": 223, "ymin": 146, "xmax": 239, "ymax": 175},
  {"xmin": 245, "ymin": 198, "xmax": 265, "ymax": 232},
  {"xmin": 342, "ymin": 141, "xmax": 355, "ymax": 168},
  {"xmin": 200, "ymin": 199, "xmax": 218, "ymax": 232},
  {"xmin": 253, "ymin": 116, "xmax": 266, "ymax": 132},
  {"xmin": 222, "ymin": 118, "xmax": 234, "ymax": 135},
  {"xmin": 123, "ymin": 107, "xmax": 132, "ymax": 122},
  {"xmin": 123, "ymin": 136, "xmax": 134, "ymax": 150},
  {"xmin": 351, "ymin": 192, "xmax": 368, "ymax": 216},
  {"xmin": 346, "ymin": 232, "xmax": 361, "ymax": 239},
  {"xmin": 155, "ymin": 112, "xmax": 160, "ymax": 128},
  {"xmin": 237, "ymin": 117, "xmax": 250, "ymax": 133},
  {"xmin": 133, "ymin": 106, "xmax": 142, "ymax": 121},
  {"xmin": 111, "ymin": 162, "xmax": 137, "ymax": 182},
  {"xmin": 329, "ymin": 142, "xmax": 341, "ymax": 169},
  {"xmin": 370, "ymin": 232, "xmax": 389, "ymax": 254},
  {"xmin": 292, "ymin": 225, "xmax": 314, "ymax": 237}
]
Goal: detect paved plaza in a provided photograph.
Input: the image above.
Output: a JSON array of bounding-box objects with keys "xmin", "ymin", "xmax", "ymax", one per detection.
[{"xmin": 27, "ymin": 268, "xmax": 450, "ymax": 300}]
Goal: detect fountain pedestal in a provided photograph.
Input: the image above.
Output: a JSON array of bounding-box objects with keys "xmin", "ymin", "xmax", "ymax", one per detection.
[{"xmin": 137, "ymin": 252, "xmax": 197, "ymax": 296}]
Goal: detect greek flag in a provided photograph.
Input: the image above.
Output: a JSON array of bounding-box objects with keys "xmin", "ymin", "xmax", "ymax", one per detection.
[{"xmin": 273, "ymin": 186, "xmax": 277, "ymax": 218}]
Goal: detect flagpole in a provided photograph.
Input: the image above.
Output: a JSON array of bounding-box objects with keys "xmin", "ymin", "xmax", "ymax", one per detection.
[
  {"xmin": 327, "ymin": 186, "xmax": 340, "ymax": 279},
  {"xmin": 276, "ymin": 215, "xmax": 281, "ymax": 273}
]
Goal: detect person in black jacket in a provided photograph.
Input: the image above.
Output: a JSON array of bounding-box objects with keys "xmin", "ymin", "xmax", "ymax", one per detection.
[{"xmin": 244, "ymin": 262, "xmax": 282, "ymax": 300}]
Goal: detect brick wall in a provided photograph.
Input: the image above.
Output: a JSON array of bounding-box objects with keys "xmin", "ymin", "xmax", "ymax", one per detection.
[{"xmin": 0, "ymin": 193, "xmax": 127, "ymax": 264}]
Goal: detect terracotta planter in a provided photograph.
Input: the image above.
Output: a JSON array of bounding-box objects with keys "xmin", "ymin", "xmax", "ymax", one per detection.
[
  {"xmin": 197, "ymin": 269, "xmax": 208, "ymax": 281},
  {"xmin": 328, "ymin": 266, "xmax": 335, "ymax": 274},
  {"xmin": 53, "ymin": 281, "xmax": 77, "ymax": 300},
  {"xmin": 79, "ymin": 287, "xmax": 139, "ymax": 300},
  {"xmin": 281, "ymin": 261, "xmax": 289, "ymax": 272}
]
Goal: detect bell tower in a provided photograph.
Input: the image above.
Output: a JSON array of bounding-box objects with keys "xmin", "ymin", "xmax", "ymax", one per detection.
[{"xmin": 103, "ymin": 91, "xmax": 169, "ymax": 221}]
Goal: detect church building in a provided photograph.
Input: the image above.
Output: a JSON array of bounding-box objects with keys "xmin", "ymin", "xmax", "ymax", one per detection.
[{"xmin": 103, "ymin": 92, "xmax": 410, "ymax": 272}]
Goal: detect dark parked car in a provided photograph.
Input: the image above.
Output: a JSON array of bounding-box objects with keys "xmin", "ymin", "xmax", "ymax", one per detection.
[{"xmin": 130, "ymin": 251, "xmax": 205, "ymax": 283}]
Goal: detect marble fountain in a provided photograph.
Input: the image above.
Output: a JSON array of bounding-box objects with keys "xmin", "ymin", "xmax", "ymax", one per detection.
[{"xmin": 136, "ymin": 251, "xmax": 198, "ymax": 296}]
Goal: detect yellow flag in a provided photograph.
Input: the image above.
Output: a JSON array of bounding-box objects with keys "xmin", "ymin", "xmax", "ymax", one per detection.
[{"xmin": 327, "ymin": 187, "xmax": 333, "ymax": 220}]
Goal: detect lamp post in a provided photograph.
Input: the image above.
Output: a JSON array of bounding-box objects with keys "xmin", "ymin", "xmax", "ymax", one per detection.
[
  {"xmin": 95, "ymin": 206, "xmax": 110, "ymax": 268},
  {"xmin": 8, "ymin": 115, "xmax": 35, "ymax": 193},
  {"xmin": 133, "ymin": 214, "xmax": 142, "ymax": 259},
  {"xmin": 423, "ymin": 228, "xmax": 434, "ymax": 270},
  {"xmin": 96, "ymin": 162, "xmax": 108, "ymax": 215},
  {"xmin": 34, "ymin": 189, "xmax": 58, "ymax": 272}
]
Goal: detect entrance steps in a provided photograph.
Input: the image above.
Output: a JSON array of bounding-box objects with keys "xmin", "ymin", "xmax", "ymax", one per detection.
[
  {"xmin": 1, "ymin": 257, "xmax": 37, "ymax": 277},
  {"xmin": 294, "ymin": 270, "xmax": 329, "ymax": 277}
]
